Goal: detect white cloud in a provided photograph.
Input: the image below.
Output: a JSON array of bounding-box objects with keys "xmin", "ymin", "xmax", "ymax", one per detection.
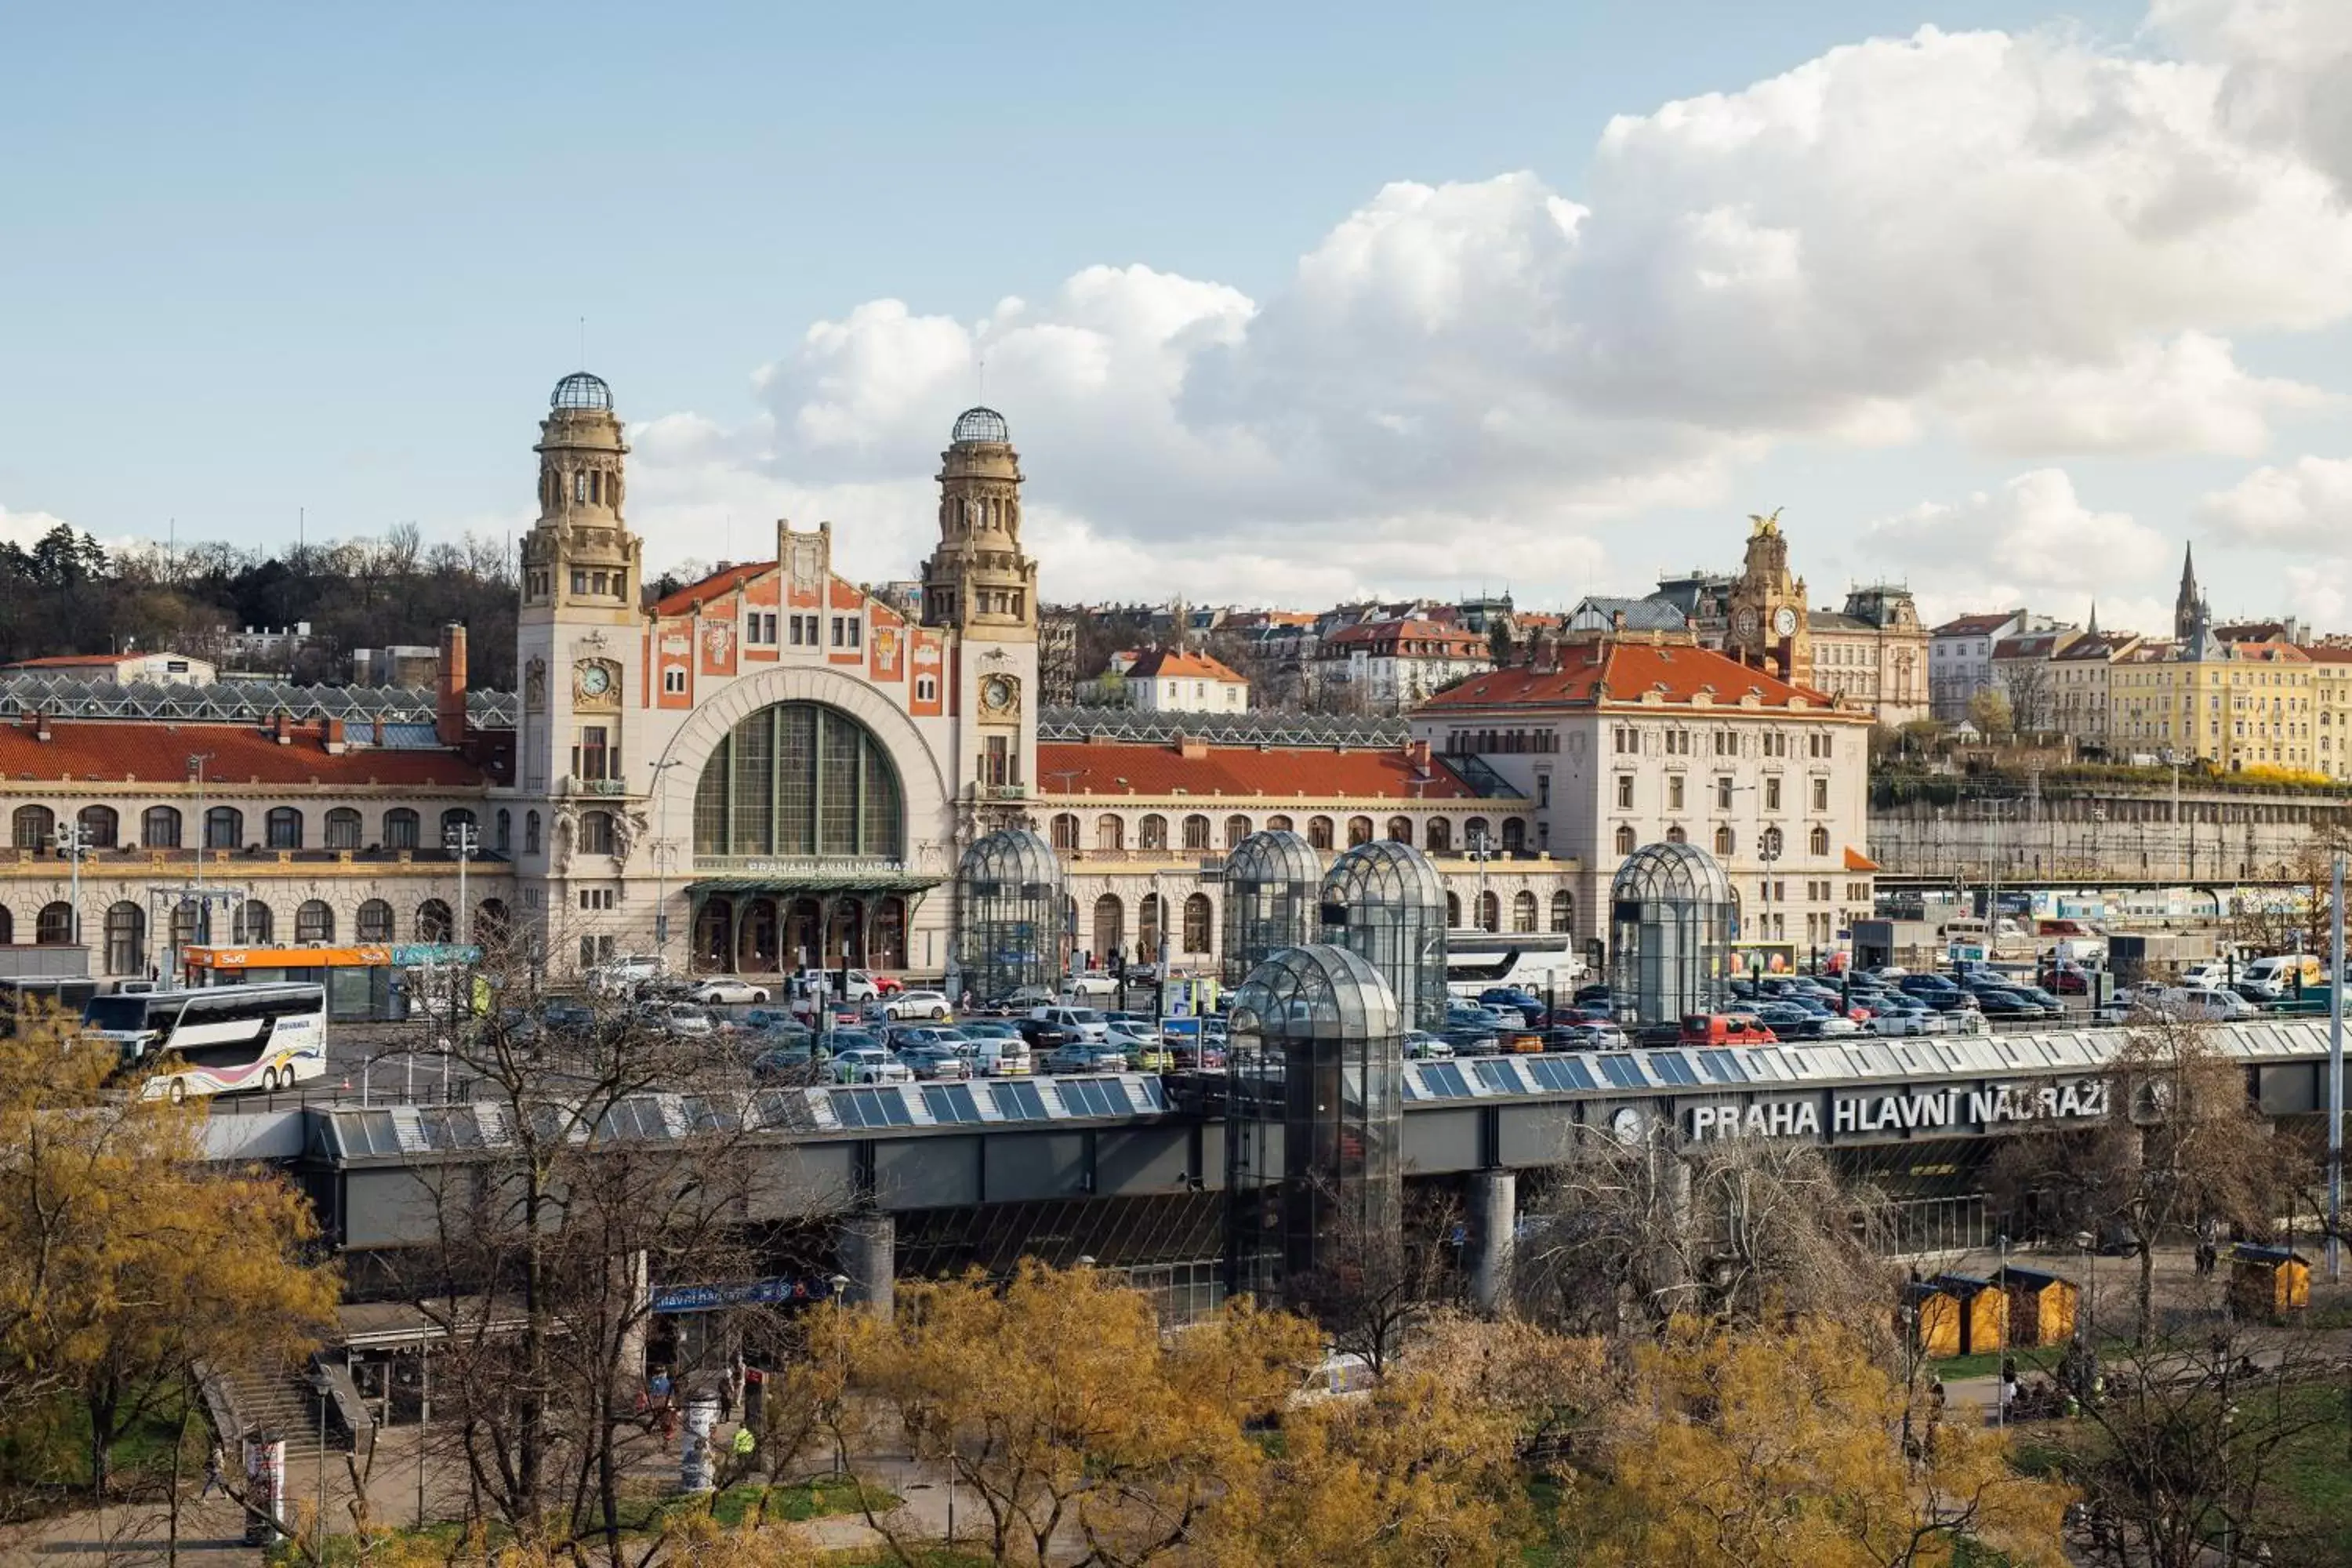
[
  {"xmin": 1859, "ymin": 470, "xmax": 2170, "ymax": 625},
  {"xmin": 2198, "ymin": 452, "xmax": 2352, "ymax": 546},
  {"xmin": 0, "ymin": 504, "xmax": 79, "ymax": 550},
  {"xmin": 630, "ymin": 2, "xmax": 2352, "ymax": 608}
]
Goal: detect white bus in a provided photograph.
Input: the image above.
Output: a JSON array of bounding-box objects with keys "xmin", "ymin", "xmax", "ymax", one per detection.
[
  {"xmin": 81, "ymin": 984, "xmax": 329, "ymax": 1102},
  {"xmin": 1443, "ymin": 931, "xmax": 1583, "ymax": 1000}
]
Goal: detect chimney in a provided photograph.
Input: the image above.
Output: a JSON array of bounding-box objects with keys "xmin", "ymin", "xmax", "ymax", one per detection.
[
  {"xmin": 322, "ymin": 717, "xmax": 347, "ymax": 754},
  {"xmin": 1406, "ymin": 739, "xmax": 1431, "ymax": 774},
  {"xmin": 32, "ymin": 709, "xmax": 50, "ymax": 742},
  {"xmin": 1610, "ymin": 609, "xmax": 1627, "ymax": 633},
  {"xmin": 272, "ymin": 709, "xmax": 292, "ymax": 745},
  {"xmin": 436, "ymin": 622, "xmax": 468, "ymax": 748}
]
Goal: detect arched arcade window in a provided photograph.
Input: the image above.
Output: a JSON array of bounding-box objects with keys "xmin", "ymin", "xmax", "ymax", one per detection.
[{"xmin": 692, "ymin": 701, "xmax": 905, "ymax": 859}]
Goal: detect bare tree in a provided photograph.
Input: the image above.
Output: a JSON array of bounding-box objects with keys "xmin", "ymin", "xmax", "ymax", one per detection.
[
  {"xmin": 383, "ymin": 960, "xmax": 828, "ymax": 1565},
  {"xmin": 1516, "ymin": 1129, "xmax": 1897, "ymax": 1338},
  {"xmin": 1991, "ymin": 1011, "xmax": 2301, "ymax": 1346},
  {"xmin": 2058, "ymin": 1323, "xmax": 2344, "ymax": 1567},
  {"xmin": 1283, "ymin": 1183, "xmax": 1461, "ymax": 1381}
]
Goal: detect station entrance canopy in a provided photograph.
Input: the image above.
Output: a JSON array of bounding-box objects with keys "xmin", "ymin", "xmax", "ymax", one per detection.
[{"xmin": 686, "ymin": 861, "xmax": 943, "ymax": 975}]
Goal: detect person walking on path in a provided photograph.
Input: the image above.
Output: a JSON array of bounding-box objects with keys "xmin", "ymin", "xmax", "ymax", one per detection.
[{"xmin": 199, "ymin": 1443, "xmax": 225, "ymax": 1501}]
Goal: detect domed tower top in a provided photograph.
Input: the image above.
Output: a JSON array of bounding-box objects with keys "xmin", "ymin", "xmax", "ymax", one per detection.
[
  {"xmin": 951, "ymin": 405, "xmax": 1010, "ymax": 445},
  {"xmin": 924, "ymin": 406, "xmax": 1036, "ymax": 637},
  {"xmin": 521, "ymin": 371, "xmax": 641, "ymax": 620}
]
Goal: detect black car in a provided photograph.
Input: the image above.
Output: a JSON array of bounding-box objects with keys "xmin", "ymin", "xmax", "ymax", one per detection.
[
  {"xmin": 1973, "ymin": 989, "xmax": 2041, "ymax": 1018},
  {"xmin": 750, "ymin": 1045, "xmax": 821, "ymax": 1083}
]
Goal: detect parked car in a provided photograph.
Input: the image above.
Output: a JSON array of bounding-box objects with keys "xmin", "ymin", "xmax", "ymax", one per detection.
[
  {"xmin": 830, "ymin": 1047, "xmax": 913, "ymax": 1085},
  {"xmin": 895, "ymin": 1044, "xmax": 973, "ymax": 1081},
  {"xmin": 1679, "ymin": 1014, "xmax": 1778, "ymax": 1047},
  {"xmin": 967, "ymin": 1033, "xmax": 1033, "ymax": 1076},
  {"xmin": 884, "ymin": 989, "xmax": 956, "ymax": 1021},
  {"xmin": 657, "ymin": 1003, "xmax": 715, "ymax": 1038},
  {"xmin": 2154, "ymin": 985, "xmax": 2259, "ymax": 1021},
  {"xmin": 688, "ymin": 978, "xmax": 772, "ymax": 1006},
  {"xmin": 1973, "ymin": 989, "xmax": 2051, "ymax": 1020},
  {"xmin": 1028, "ymin": 1005, "xmax": 1110, "ymax": 1042},
  {"xmin": 1045, "ymin": 1042, "xmax": 1131, "ymax": 1074},
  {"xmin": 1548, "ymin": 1021, "xmax": 1627, "ymax": 1051},
  {"xmin": 750, "ymin": 1045, "xmax": 820, "ymax": 1083},
  {"xmin": 1442, "ymin": 1029, "xmax": 1501, "ymax": 1056},
  {"xmin": 1064, "ymin": 971, "xmax": 1121, "ymax": 998},
  {"xmin": 1403, "ymin": 1030, "xmax": 1454, "ymax": 1060}
]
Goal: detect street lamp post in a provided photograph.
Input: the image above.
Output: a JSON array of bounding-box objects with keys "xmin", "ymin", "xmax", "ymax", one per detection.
[
  {"xmin": 1468, "ymin": 827, "xmax": 1494, "ymax": 928},
  {"xmin": 52, "ymin": 820, "xmax": 90, "ymax": 951},
  {"xmin": 826, "ymin": 1273, "xmax": 851, "ymax": 1479},
  {"xmin": 645, "ymin": 757, "xmax": 688, "ymax": 971}
]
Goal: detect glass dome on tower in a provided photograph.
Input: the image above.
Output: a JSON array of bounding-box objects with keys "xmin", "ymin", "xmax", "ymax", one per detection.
[
  {"xmin": 1317, "ymin": 838, "xmax": 1448, "ymax": 1032},
  {"xmin": 952, "ymin": 828, "xmax": 1066, "ymax": 1004},
  {"xmin": 551, "ymin": 372, "xmax": 614, "ymax": 412},
  {"xmin": 951, "ymin": 406, "xmax": 1010, "ymax": 444},
  {"xmin": 1221, "ymin": 830, "xmax": 1325, "ymax": 987},
  {"xmin": 1608, "ymin": 840, "xmax": 1735, "ymax": 1026}
]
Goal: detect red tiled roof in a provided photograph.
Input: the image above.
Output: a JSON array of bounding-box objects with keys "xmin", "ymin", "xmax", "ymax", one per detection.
[
  {"xmin": 1421, "ymin": 641, "xmax": 1840, "ymax": 712},
  {"xmin": 1125, "ymin": 648, "xmax": 1247, "ymax": 684},
  {"xmin": 2298, "ymin": 644, "xmax": 2352, "ymax": 664},
  {"xmin": 0, "ymin": 719, "xmax": 485, "ymax": 787},
  {"xmin": 1037, "ymin": 742, "xmax": 1475, "ymax": 800},
  {"xmin": 654, "ymin": 562, "xmax": 770, "ymax": 617}
]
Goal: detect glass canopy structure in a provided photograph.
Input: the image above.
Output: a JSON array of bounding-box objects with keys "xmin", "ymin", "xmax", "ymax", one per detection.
[
  {"xmin": 1220, "ymin": 830, "xmax": 1324, "ymax": 987},
  {"xmin": 1608, "ymin": 840, "xmax": 1735, "ymax": 1025},
  {"xmin": 1317, "ymin": 838, "xmax": 1448, "ymax": 1032},
  {"xmin": 952, "ymin": 828, "xmax": 1066, "ymax": 1004}
]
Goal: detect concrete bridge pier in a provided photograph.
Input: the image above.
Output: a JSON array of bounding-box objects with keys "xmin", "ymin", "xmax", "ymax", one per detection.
[
  {"xmin": 1468, "ymin": 1169, "xmax": 1515, "ymax": 1316},
  {"xmin": 837, "ymin": 1211, "xmax": 896, "ymax": 1321}
]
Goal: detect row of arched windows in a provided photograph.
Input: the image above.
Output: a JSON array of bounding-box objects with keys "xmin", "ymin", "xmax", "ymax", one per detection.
[
  {"xmin": 11, "ymin": 804, "xmax": 488, "ymax": 854},
  {"xmin": 1082, "ymin": 884, "xmax": 1577, "ymax": 958},
  {"xmin": 1445, "ymin": 888, "xmax": 1576, "ymax": 934},
  {"xmin": 1047, "ymin": 811, "xmax": 1529, "ymax": 857}
]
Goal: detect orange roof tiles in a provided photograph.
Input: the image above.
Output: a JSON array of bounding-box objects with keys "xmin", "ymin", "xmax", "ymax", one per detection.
[
  {"xmin": 1125, "ymin": 648, "xmax": 1247, "ymax": 684},
  {"xmin": 1422, "ymin": 640, "xmax": 1841, "ymax": 712},
  {"xmin": 0, "ymin": 720, "xmax": 485, "ymax": 787},
  {"xmin": 1037, "ymin": 742, "xmax": 1474, "ymax": 800},
  {"xmin": 1844, "ymin": 847, "xmax": 1881, "ymax": 873},
  {"xmin": 2, "ymin": 652, "xmax": 147, "ymax": 670},
  {"xmin": 654, "ymin": 562, "xmax": 770, "ymax": 617}
]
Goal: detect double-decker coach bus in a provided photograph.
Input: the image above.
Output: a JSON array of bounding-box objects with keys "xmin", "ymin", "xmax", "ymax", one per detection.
[
  {"xmin": 80, "ymin": 983, "xmax": 328, "ymax": 1102},
  {"xmin": 1443, "ymin": 931, "xmax": 1583, "ymax": 999}
]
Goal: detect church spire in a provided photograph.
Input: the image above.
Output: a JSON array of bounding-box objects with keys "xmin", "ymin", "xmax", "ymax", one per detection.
[
  {"xmin": 2174, "ymin": 542, "xmax": 2201, "ymax": 641},
  {"xmin": 2086, "ymin": 599, "xmax": 2099, "ymax": 637}
]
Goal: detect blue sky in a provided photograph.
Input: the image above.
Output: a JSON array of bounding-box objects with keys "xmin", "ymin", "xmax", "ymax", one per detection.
[{"xmin": 7, "ymin": 0, "xmax": 2351, "ymax": 636}]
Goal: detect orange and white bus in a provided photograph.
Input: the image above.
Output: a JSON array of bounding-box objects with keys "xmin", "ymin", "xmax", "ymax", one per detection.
[{"xmin": 183, "ymin": 942, "xmax": 481, "ymax": 1022}]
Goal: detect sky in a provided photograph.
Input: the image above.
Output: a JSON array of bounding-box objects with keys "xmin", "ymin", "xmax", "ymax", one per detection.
[{"xmin": 6, "ymin": 0, "xmax": 2352, "ymax": 638}]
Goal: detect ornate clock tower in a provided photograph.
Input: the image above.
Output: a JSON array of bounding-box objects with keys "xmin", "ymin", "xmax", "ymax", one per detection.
[
  {"xmin": 1724, "ymin": 508, "xmax": 1813, "ymax": 685},
  {"xmin": 922, "ymin": 407, "xmax": 1040, "ymax": 832}
]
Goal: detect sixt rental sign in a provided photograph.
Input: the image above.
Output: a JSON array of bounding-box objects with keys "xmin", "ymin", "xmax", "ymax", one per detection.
[{"xmin": 1685, "ymin": 1079, "xmax": 2110, "ymax": 1142}]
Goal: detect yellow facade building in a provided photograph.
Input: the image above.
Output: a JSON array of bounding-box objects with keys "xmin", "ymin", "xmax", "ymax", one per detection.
[{"xmin": 2107, "ymin": 619, "xmax": 2314, "ymax": 771}]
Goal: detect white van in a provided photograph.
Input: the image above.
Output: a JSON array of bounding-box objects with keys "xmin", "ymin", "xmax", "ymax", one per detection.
[
  {"xmin": 2242, "ymin": 954, "xmax": 2325, "ymax": 994},
  {"xmin": 2155, "ymin": 986, "xmax": 2259, "ymax": 1022},
  {"xmin": 971, "ymin": 1036, "xmax": 1033, "ymax": 1076}
]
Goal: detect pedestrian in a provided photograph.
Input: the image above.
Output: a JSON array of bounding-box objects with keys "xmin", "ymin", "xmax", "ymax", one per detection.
[
  {"xmin": 1927, "ymin": 1377, "xmax": 1946, "ymax": 1422},
  {"xmin": 200, "ymin": 1443, "xmax": 224, "ymax": 1501},
  {"xmin": 731, "ymin": 1425, "xmax": 756, "ymax": 1459}
]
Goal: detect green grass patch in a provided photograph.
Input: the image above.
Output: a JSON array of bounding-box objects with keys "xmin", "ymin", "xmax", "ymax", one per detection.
[
  {"xmin": 0, "ymin": 1387, "xmax": 202, "ymax": 1501},
  {"xmin": 1925, "ymin": 1343, "xmax": 2070, "ymax": 1383},
  {"xmin": 2265, "ymin": 1383, "xmax": 2352, "ymax": 1564}
]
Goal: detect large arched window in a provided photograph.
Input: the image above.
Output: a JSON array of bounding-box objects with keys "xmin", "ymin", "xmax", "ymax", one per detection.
[
  {"xmin": 143, "ymin": 806, "xmax": 182, "ymax": 849},
  {"xmin": 383, "ymin": 809, "xmax": 420, "ymax": 850},
  {"xmin": 495, "ymin": 808, "xmax": 512, "ymax": 853},
  {"xmin": 1425, "ymin": 818, "xmax": 1452, "ymax": 855},
  {"xmin": 1501, "ymin": 819, "xmax": 1525, "ymax": 855},
  {"xmin": 1138, "ymin": 893, "xmax": 1163, "ymax": 960},
  {"xmin": 0, "ymin": 908, "xmax": 12, "ymax": 943},
  {"xmin": 693, "ymin": 702, "xmax": 905, "ymax": 858},
  {"xmin": 1095, "ymin": 815, "xmax": 1125, "ymax": 852},
  {"xmin": 355, "ymin": 899, "xmax": 394, "ymax": 942},
  {"xmin": 77, "ymin": 805, "xmax": 118, "ymax": 848},
  {"xmin": 1051, "ymin": 813, "xmax": 1079, "ymax": 851},
  {"xmin": 295, "ymin": 900, "xmax": 335, "ymax": 943},
  {"xmin": 1714, "ymin": 825, "xmax": 1736, "ymax": 857},
  {"xmin": 1809, "ymin": 825, "xmax": 1831, "ymax": 857},
  {"xmin": 1512, "ymin": 891, "xmax": 1539, "ymax": 933},
  {"xmin": 1307, "ymin": 816, "xmax": 1334, "ymax": 851},
  {"xmin": 1551, "ymin": 890, "xmax": 1573, "ymax": 932},
  {"xmin": 35, "ymin": 902, "xmax": 72, "ymax": 945},
  {"xmin": 13, "ymin": 806, "xmax": 53, "ymax": 851},
  {"xmin": 1223, "ymin": 815, "xmax": 1251, "ymax": 850},
  {"xmin": 1265, "ymin": 815, "xmax": 1294, "ymax": 833},
  {"xmin": 416, "ymin": 899, "xmax": 454, "ymax": 942},
  {"xmin": 103, "ymin": 902, "xmax": 143, "ymax": 976},
  {"xmin": 1346, "ymin": 815, "xmax": 1374, "ymax": 847},
  {"xmin": 1475, "ymin": 890, "xmax": 1501, "ymax": 931},
  {"xmin": 266, "ymin": 807, "xmax": 303, "ymax": 850},
  {"xmin": 1181, "ymin": 893, "xmax": 1213, "ymax": 954},
  {"xmin": 205, "ymin": 807, "xmax": 242, "ymax": 850},
  {"xmin": 1139, "ymin": 814, "xmax": 1168, "ymax": 851},
  {"xmin": 1182, "ymin": 815, "xmax": 1210, "ymax": 851},
  {"xmin": 234, "ymin": 901, "xmax": 274, "ymax": 943},
  {"xmin": 1091, "ymin": 894, "xmax": 1123, "ymax": 961},
  {"xmin": 524, "ymin": 811, "xmax": 542, "ymax": 855},
  {"xmin": 1386, "ymin": 816, "xmax": 1413, "ymax": 844},
  {"xmin": 1614, "ymin": 825, "xmax": 1638, "ymax": 856},
  {"xmin": 580, "ymin": 811, "xmax": 616, "ymax": 855},
  {"xmin": 325, "ymin": 808, "xmax": 362, "ymax": 850}
]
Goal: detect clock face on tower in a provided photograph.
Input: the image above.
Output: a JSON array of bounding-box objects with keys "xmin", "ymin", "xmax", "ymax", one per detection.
[
  {"xmin": 1733, "ymin": 608, "xmax": 1759, "ymax": 639},
  {"xmin": 1773, "ymin": 606, "xmax": 1798, "ymax": 637},
  {"xmin": 980, "ymin": 673, "xmax": 1018, "ymax": 717},
  {"xmin": 580, "ymin": 663, "xmax": 611, "ymax": 696}
]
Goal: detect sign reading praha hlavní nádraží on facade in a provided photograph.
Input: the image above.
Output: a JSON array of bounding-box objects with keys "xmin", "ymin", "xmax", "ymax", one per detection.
[{"xmin": 1684, "ymin": 1080, "xmax": 2109, "ymax": 1141}]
